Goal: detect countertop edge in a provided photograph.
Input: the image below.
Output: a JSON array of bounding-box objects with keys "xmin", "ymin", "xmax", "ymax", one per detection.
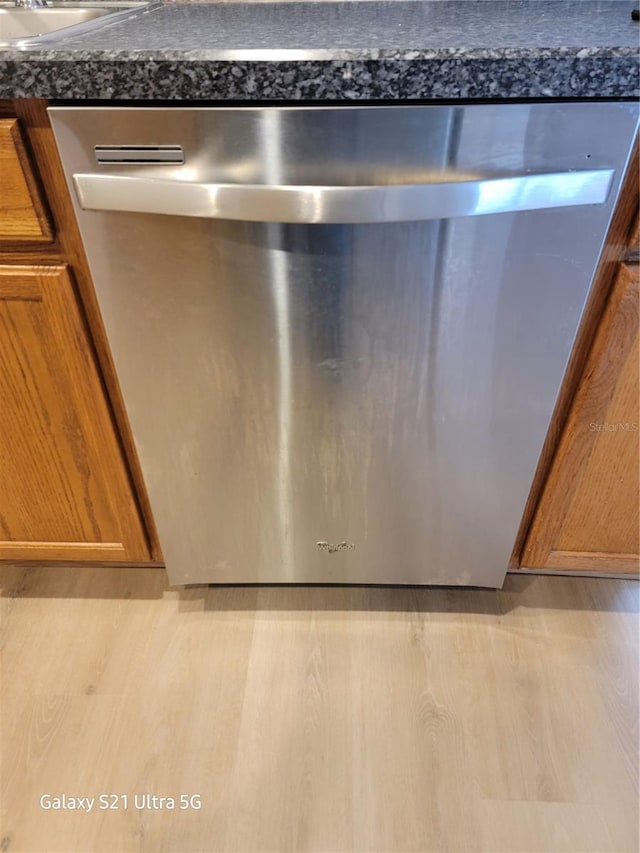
[{"xmin": 1, "ymin": 50, "xmax": 638, "ymax": 100}]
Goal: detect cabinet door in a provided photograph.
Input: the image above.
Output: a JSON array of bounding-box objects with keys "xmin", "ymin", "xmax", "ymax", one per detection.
[
  {"xmin": 522, "ymin": 263, "xmax": 639, "ymax": 573},
  {"xmin": 0, "ymin": 118, "xmax": 53, "ymax": 243},
  {"xmin": 0, "ymin": 265, "xmax": 150, "ymax": 561}
]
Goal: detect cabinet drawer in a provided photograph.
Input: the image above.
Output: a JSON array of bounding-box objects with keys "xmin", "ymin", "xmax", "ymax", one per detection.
[{"xmin": 0, "ymin": 118, "xmax": 53, "ymax": 243}]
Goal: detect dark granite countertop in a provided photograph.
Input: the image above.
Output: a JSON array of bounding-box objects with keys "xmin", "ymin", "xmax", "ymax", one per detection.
[{"xmin": 1, "ymin": 0, "xmax": 638, "ymax": 100}]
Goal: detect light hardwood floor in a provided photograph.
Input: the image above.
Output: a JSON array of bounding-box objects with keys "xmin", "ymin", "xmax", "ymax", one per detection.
[{"xmin": 0, "ymin": 568, "xmax": 638, "ymax": 852}]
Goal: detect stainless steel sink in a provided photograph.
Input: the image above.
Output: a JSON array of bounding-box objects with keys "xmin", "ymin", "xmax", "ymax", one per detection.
[{"xmin": 0, "ymin": 1, "xmax": 151, "ymax": 47}]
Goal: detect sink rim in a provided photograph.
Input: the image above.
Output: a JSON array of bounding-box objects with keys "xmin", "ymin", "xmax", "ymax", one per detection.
[{"xmin": 0, "ymin": 0, "xmax": 156, "ymax": 49}]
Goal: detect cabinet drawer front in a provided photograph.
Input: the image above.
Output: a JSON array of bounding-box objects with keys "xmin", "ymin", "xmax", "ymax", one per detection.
[{"xmin": 0, "ymin": 118, "xmax": 53, "ymax": 243}]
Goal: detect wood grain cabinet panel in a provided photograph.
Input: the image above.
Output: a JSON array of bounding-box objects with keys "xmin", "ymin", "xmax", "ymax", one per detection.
[
  {"xmin": 522, "ymin": 262, "xmax": 639, "ymax": 573},
  {"xmin": 629, "ymin": 212, "xmax": 639, "ymax": 263},
  {"xmin": 0, "ymin": 118, "xmax": 53, "ymax": 243},
  {"xmin": 0, "ymin": 264, "xmax": 150, "ymax": 561}
]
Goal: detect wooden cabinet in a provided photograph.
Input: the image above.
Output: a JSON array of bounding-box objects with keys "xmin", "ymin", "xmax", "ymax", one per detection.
[
  {"xmin": 0, "ymin": 265, "xmax": 150, "ymax": 561},
  {"xmin": 521, "ymin": 143, "xmax": 639, "ymax": 575},
  {"xmin": 522, "ymin": 263, "xmax": 639, "ymax": 573},
  {"xmin": 0, "ymin": 102, "xmax": 155, "ymax": 564},
  {"xmin": 0, "ymin": 118, "xmax": 53, "ymax": 243}
]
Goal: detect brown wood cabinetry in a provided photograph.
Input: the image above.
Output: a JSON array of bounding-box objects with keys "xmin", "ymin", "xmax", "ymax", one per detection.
[
  {"xmin": 521, "ymin": 262, "xmax": 639, "ymax": 573},
  {"xmin": 0, "ymin": 118, "xmax": 53, "ymax": 243},
  {"xmin": 0, "ymin": 265, "xmax": 150, "ymax": 561},
  {"xmin": 0, "ymin": 100, "xmax": 155, "ymax": 563},
  {"xmin": 521, "ymin": 146, "xmax": 639, "ymax": 575}
]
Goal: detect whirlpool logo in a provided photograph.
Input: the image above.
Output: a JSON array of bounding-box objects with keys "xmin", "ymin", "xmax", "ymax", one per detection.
[{"xmin": 317, "ymin": 541, "xmax": 356, "ymax": 554}]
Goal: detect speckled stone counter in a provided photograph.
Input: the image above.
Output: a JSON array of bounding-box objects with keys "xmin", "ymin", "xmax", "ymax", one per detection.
[{"xmin": 0, "ymin": 0, "xmax": 638, "ymax": 101}]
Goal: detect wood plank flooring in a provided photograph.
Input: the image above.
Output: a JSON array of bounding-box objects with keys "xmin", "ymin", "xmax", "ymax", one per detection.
[{"xmin": 0, "ymin": 568, "xmax": 638, "ymax": 852}]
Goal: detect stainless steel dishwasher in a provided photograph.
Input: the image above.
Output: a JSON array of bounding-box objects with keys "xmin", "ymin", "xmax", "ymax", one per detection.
[{"xmin": 50, "ymin": 103, "xmax": 638, "ymax": 586}]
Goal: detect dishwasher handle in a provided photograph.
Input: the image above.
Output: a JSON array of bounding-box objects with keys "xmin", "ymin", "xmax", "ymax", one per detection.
[{"xmin": 73, "ymin": 169, "xmax": 614, "ymax": 224}]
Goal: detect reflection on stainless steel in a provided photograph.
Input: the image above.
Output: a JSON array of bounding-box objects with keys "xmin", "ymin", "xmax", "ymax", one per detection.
[
  {"xmin": 73, "ymin": 169, "xmax": 615, "ymax": 224},
  {"xmin": 49, "ymin": 104, "xmax": 639, "ymax": 587},
  {"xmin": 13, "ymin": 0, "xmax": 48, "ymax": 10},
  {"xmin": 269, "ymin": 228, "xmax": 294, "ymax": 579},
  {"xmin": 261, "ymin": 110, "xmax": 295, "ymax": 580}
]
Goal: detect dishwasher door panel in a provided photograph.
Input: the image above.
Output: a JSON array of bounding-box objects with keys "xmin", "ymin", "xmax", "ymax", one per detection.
[{"xmin": 49, "ymin": 103, "xmax": 639, "ymax": 586}]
